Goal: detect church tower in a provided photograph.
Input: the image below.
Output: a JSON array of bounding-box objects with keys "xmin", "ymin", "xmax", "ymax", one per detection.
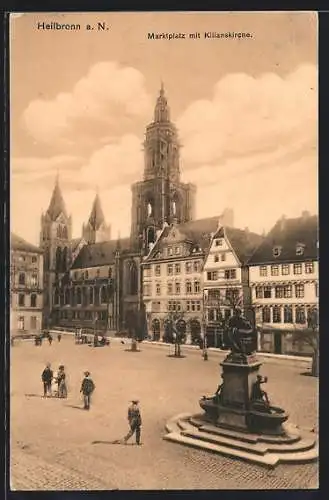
[
  {"xmin": 40, "ymin": 175, "xmax": 72, "ymax": 326},
  {"xmin": 130, "ymin": 83, "xmax": 196, "ymax": 251},
  {"xmin": 82, "ymin": 191, "xmax": 111, "ymax": 244}
]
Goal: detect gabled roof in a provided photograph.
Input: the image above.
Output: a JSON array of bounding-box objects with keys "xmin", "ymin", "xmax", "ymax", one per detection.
[
  {"xmin": 71, "ymin": 237, "xmax": 86, "ymax": 252},
  {"xmin": 146, "ymin": 216, "xmax": 221, "ymax": 260},
  {"xmin": 47, "ymin": 178, "xmax": 67, "ymax": 221},
  {"xmin": 87, "ymin": 193, "xmax": 106, "ymax": 230},
  {"xmin": 71, "ymin": 238, "xmax": 131, "ymax": 269},
  {"xmin": 247, "ymin": 213, "xmax": 318, "ymax": 265},
  {"xmin": 11, "ymin": 233, "xmax": 43, "ymax": 254},
  {"xmin": 218, "ymin": 226, "xmax": 264, "ymax": 264}
]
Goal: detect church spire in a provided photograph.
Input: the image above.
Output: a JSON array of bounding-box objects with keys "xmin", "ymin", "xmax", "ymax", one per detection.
[
  {"xmin": 88, "ymin": 191, "xmax": 105, "ymax": 230},
  {"xmin": 154, "ymin": 82, "xmax": 170, "ymax": 122},
  {"xmin": 47, "ymin": 174, "xmax": 67, "ymax": 221}
]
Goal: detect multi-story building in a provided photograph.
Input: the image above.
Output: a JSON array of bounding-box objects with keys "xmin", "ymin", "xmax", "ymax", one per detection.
[
  {"xmin": 142, "ymin": 211, "xmax": 234, "ymax": 341},
  {"xmin": 203, "ymin": 225, "xmax": 263, "ymax": 346},
  {"xmin": 10, "ymin": 233, "xmax": 44, "ymax": 337},
  {"xmin": 248, "ymin": 212, "xmax": 318, "ymax": 355}
]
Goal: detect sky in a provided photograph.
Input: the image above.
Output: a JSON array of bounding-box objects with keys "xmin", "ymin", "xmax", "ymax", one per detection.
[{"xmin": 10, "ymin": 11, "xmax": 318, "ymax": 245}]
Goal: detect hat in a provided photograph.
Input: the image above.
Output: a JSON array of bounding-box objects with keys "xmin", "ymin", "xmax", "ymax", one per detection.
[
  {"xmin": 131, "ymin": 399, "xmax": 139, "ymax": 404},
  {"xmin": 84, "ymin": 371, "xmax": 90, "ymax": 376},
  {"xmin": 58, "ymin": 365, "xmax": 64, "ymax": 370}
]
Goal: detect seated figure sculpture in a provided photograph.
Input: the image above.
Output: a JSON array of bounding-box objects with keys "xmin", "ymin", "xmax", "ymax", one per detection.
[{"xmin": 226, "ymin": 309, "xmax": 256, "ymax": 357}]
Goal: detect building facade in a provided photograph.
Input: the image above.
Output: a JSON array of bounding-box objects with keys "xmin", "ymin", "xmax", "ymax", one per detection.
[
  {"xmin": 142, "ymin": 212, "xmax": 235, "ymax": 342},
  {"xmin": 10, "ymin": 233, "xmax": 44, "ymax": 337},
  {"xmin": 248, "ymin": 212, "xmax": 318, "ymax": 355},
  {"xmin": 203, "ymin": 226, "xmax": 263, "ymax": 347}
]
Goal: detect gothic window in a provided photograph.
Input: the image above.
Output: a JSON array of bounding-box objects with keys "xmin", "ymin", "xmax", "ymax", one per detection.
[
  {"xmin": 65, "ymin": 288, "xmax": 70, "ymax": 305},
  {"xmin": 147, "ymin": 202, "xmax": 153, "ymax": 217},
  {"xmin": 62, "ymin": 226, "xmax": 68, "ymax": 239},
  {"xmin": 101, "ymin": 286, "xmax": 107, "ymax": 304},
  {"xmin": 147, "ymin": 227, "xmax": 155, "ymax": 247},
  {"xmin": 128, "ymin": 261, "xmax": 138, "ymax": 295},
  {"xmin": 55, "ymin": 247, "xmax": 62, "ymax": 272},
  {"xmin": 62, "ymin": 246, "xmax": 68, "ymax": 273}
]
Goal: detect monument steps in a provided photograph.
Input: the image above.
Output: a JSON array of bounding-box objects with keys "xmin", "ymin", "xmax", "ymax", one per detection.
[{"xmin": 164, "ymin": 414, "xmax": 318, "ymax": 468}]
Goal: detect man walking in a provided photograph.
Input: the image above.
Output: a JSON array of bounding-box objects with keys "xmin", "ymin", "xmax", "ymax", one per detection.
[
  {"xmin": 41, "ymin": 363, "xmax": 53, "ymax": 397},
  {"xmin": 80, "ymin": 371, "xmax": 95, "ymax": 410},
  {"xmin": 124, "ymin": 400, "xmax": 142, "ymax": 445}
]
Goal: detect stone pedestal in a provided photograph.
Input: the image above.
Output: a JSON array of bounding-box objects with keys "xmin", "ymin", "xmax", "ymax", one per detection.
[{"xmin": 217, "ymin": 354, "xmax": 261, "ymax": 430}]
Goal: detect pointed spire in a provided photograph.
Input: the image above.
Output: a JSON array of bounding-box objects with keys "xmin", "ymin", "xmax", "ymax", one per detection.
[
  {"xmin": 47, "ymin": 174, "xmax": 67, "ymax": 221},
  {"xmin": 88, "ymin": 191, "xmax": 105, "ymax": 230},
  {"xmin": 154, "ymin": 81, "xmax": 170, "ymax": 122}
]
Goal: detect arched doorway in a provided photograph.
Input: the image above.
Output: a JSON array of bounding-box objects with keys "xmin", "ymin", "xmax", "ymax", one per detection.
[
  {"xmin": 190, "ymin": 318, "xmax": 202, "ymax": 345},
  {"xmin": 152, "ymin": 318, "xmax": 161, "ymax": 341}
]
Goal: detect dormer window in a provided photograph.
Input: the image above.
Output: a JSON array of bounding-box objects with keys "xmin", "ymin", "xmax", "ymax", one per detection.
[
  {"xmin": 296, "ymin": 243, "xmax": 305, "ymax": 256},
  {"xmin": 168, "ymin": 247, "xmax": 173, "ymax": 256},
  {"xmin": 215, "ymin": 239, "xmax": 223, "ymax": 247},
  {"xmin": 272, "ymin": 246, "xmax": 282, "ymax": 258}
]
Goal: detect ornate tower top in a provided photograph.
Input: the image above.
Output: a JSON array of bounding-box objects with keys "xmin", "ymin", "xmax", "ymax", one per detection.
[
  {"xmin": 46, "ymin": 174, "xmax": 68, "ymax": 221},
  {"xmin": 88, "ymin": 192, "xmax": 105, "ymax": 230},
  {"xmin": 154, "ymin": 82, "xmax": 170, "ymax": 123}
]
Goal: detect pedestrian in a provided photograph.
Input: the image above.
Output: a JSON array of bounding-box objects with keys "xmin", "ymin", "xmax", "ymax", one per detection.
[
  {"xmin": 57, "ymin": 365, "xmax": 67, "ymax": 398},
  {"xmin": 41, "ymin": 363, "xmax": 53, "ymax": 397},
  {"xmin": 123, "ymin": 400, "xmax": 142, "ymax": 445},
  {"xmin": 48, "ymin": 334, "xmax": 53, "ymax": 346},
  {"xmin": 57, "ymin": 333, "xmax": 62, "ymax": 343},
  {"xmin": 80, "ymin": 371, "xmax": 95, "ymax": 410}
]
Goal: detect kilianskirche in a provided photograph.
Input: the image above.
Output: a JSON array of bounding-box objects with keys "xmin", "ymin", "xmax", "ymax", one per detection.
[{"xmin": 40, "ymin": 84, "xmax": 234, "ymax": 334}]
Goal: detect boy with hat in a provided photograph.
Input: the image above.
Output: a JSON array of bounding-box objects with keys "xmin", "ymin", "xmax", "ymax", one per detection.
[
  {"xmin": 80, "ymin": 371, "xmax": 95, "ymax": 410},
  {"xmin": 124, "ymin": 400, "xmax": 142, "ymax": 445},
  {"xmin": 57, "ymin": 365, "xmax": 67, "ymax": 398}
]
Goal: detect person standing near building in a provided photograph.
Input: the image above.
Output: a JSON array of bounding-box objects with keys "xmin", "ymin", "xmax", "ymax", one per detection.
[
  {"xmin": 80, "ymin": 371, "xmax": 95, "ymax": 410},
  {"xmin": 57, "ymin": 333, "xmax": 62, "ymax": 343},
  {"xmin": 41, "ymin": 363, "xmax": 53, "ymax": 397},
  {"xmin": 123, "ymin": 400, "xmax": 142, "ymax": 445}
]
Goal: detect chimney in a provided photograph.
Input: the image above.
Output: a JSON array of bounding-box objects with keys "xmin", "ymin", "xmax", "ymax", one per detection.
[
  {"xmin": 244, "ymin": 227, "xmax": 249, "ymax": 233},
  {"xmin": 302, "ymin": 210, "xmax": 310, "ymax": 219}
]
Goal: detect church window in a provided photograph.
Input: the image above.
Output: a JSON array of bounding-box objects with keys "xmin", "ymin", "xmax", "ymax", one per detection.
[
  {"xmin": 62, "ymin": 226, "xmax": 68, "ymax": 239},
  {"xmin": 89, "ymin": 287, "xmax": 94, "ymax": 304},
  {"xmin": 55, "ymin": 247, "xmax": 62, "ymax": 272},
  {"xmin": 101, "ymin": 286, "xmax": 107, "ymax": 304},
  {"xmin": 147, "ymin": 202, "xmax": 153, "ymax": 217},
  {"xmin": 62, "ymin": 247, "xmax": 68, "ymax": 273},
  {"xmin": 128, "ymin": 261, "xmax": 138, "ymax": 295}
]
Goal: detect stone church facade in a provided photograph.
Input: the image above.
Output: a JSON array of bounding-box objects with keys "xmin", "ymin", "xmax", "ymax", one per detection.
[{"xmin": 42, "ymin": 85, "xmax": 231, "ymax": 334}]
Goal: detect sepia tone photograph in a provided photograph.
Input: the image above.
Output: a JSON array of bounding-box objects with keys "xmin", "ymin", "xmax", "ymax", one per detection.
[{"xmin": 9, "ymin": 11, "xmax": 318, "ymax": 490}]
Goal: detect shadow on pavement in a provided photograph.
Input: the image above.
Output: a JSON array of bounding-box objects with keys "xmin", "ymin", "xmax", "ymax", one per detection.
[
  {"xmin": 92, "ymin": 440, "xmax": 136, "ymax": 446},
  {"xmin": 65, "ymin": 404, "xmax": 87, "ymax": 410}
]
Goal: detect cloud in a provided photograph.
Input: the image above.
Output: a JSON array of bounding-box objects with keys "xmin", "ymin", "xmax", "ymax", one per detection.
[
  {"xmin": 11, "ymin": 155, "xmax": 83, "ymax": 179},
  {"xmin": 177, "ymin": 64, "xmax": 317, "ymax": 167},
  {"xmin": 77, "ymin": 134, "xmax": 143, "ymax": 189},
  {"xmin": 22, "ymin": 61, "xmax": 152, "ymax": 143}
]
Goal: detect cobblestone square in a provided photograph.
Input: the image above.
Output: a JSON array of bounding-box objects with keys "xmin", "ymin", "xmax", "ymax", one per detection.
[{"xmin": 10, "ymin": 337, "xmax": 318, "ymax": 490}]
